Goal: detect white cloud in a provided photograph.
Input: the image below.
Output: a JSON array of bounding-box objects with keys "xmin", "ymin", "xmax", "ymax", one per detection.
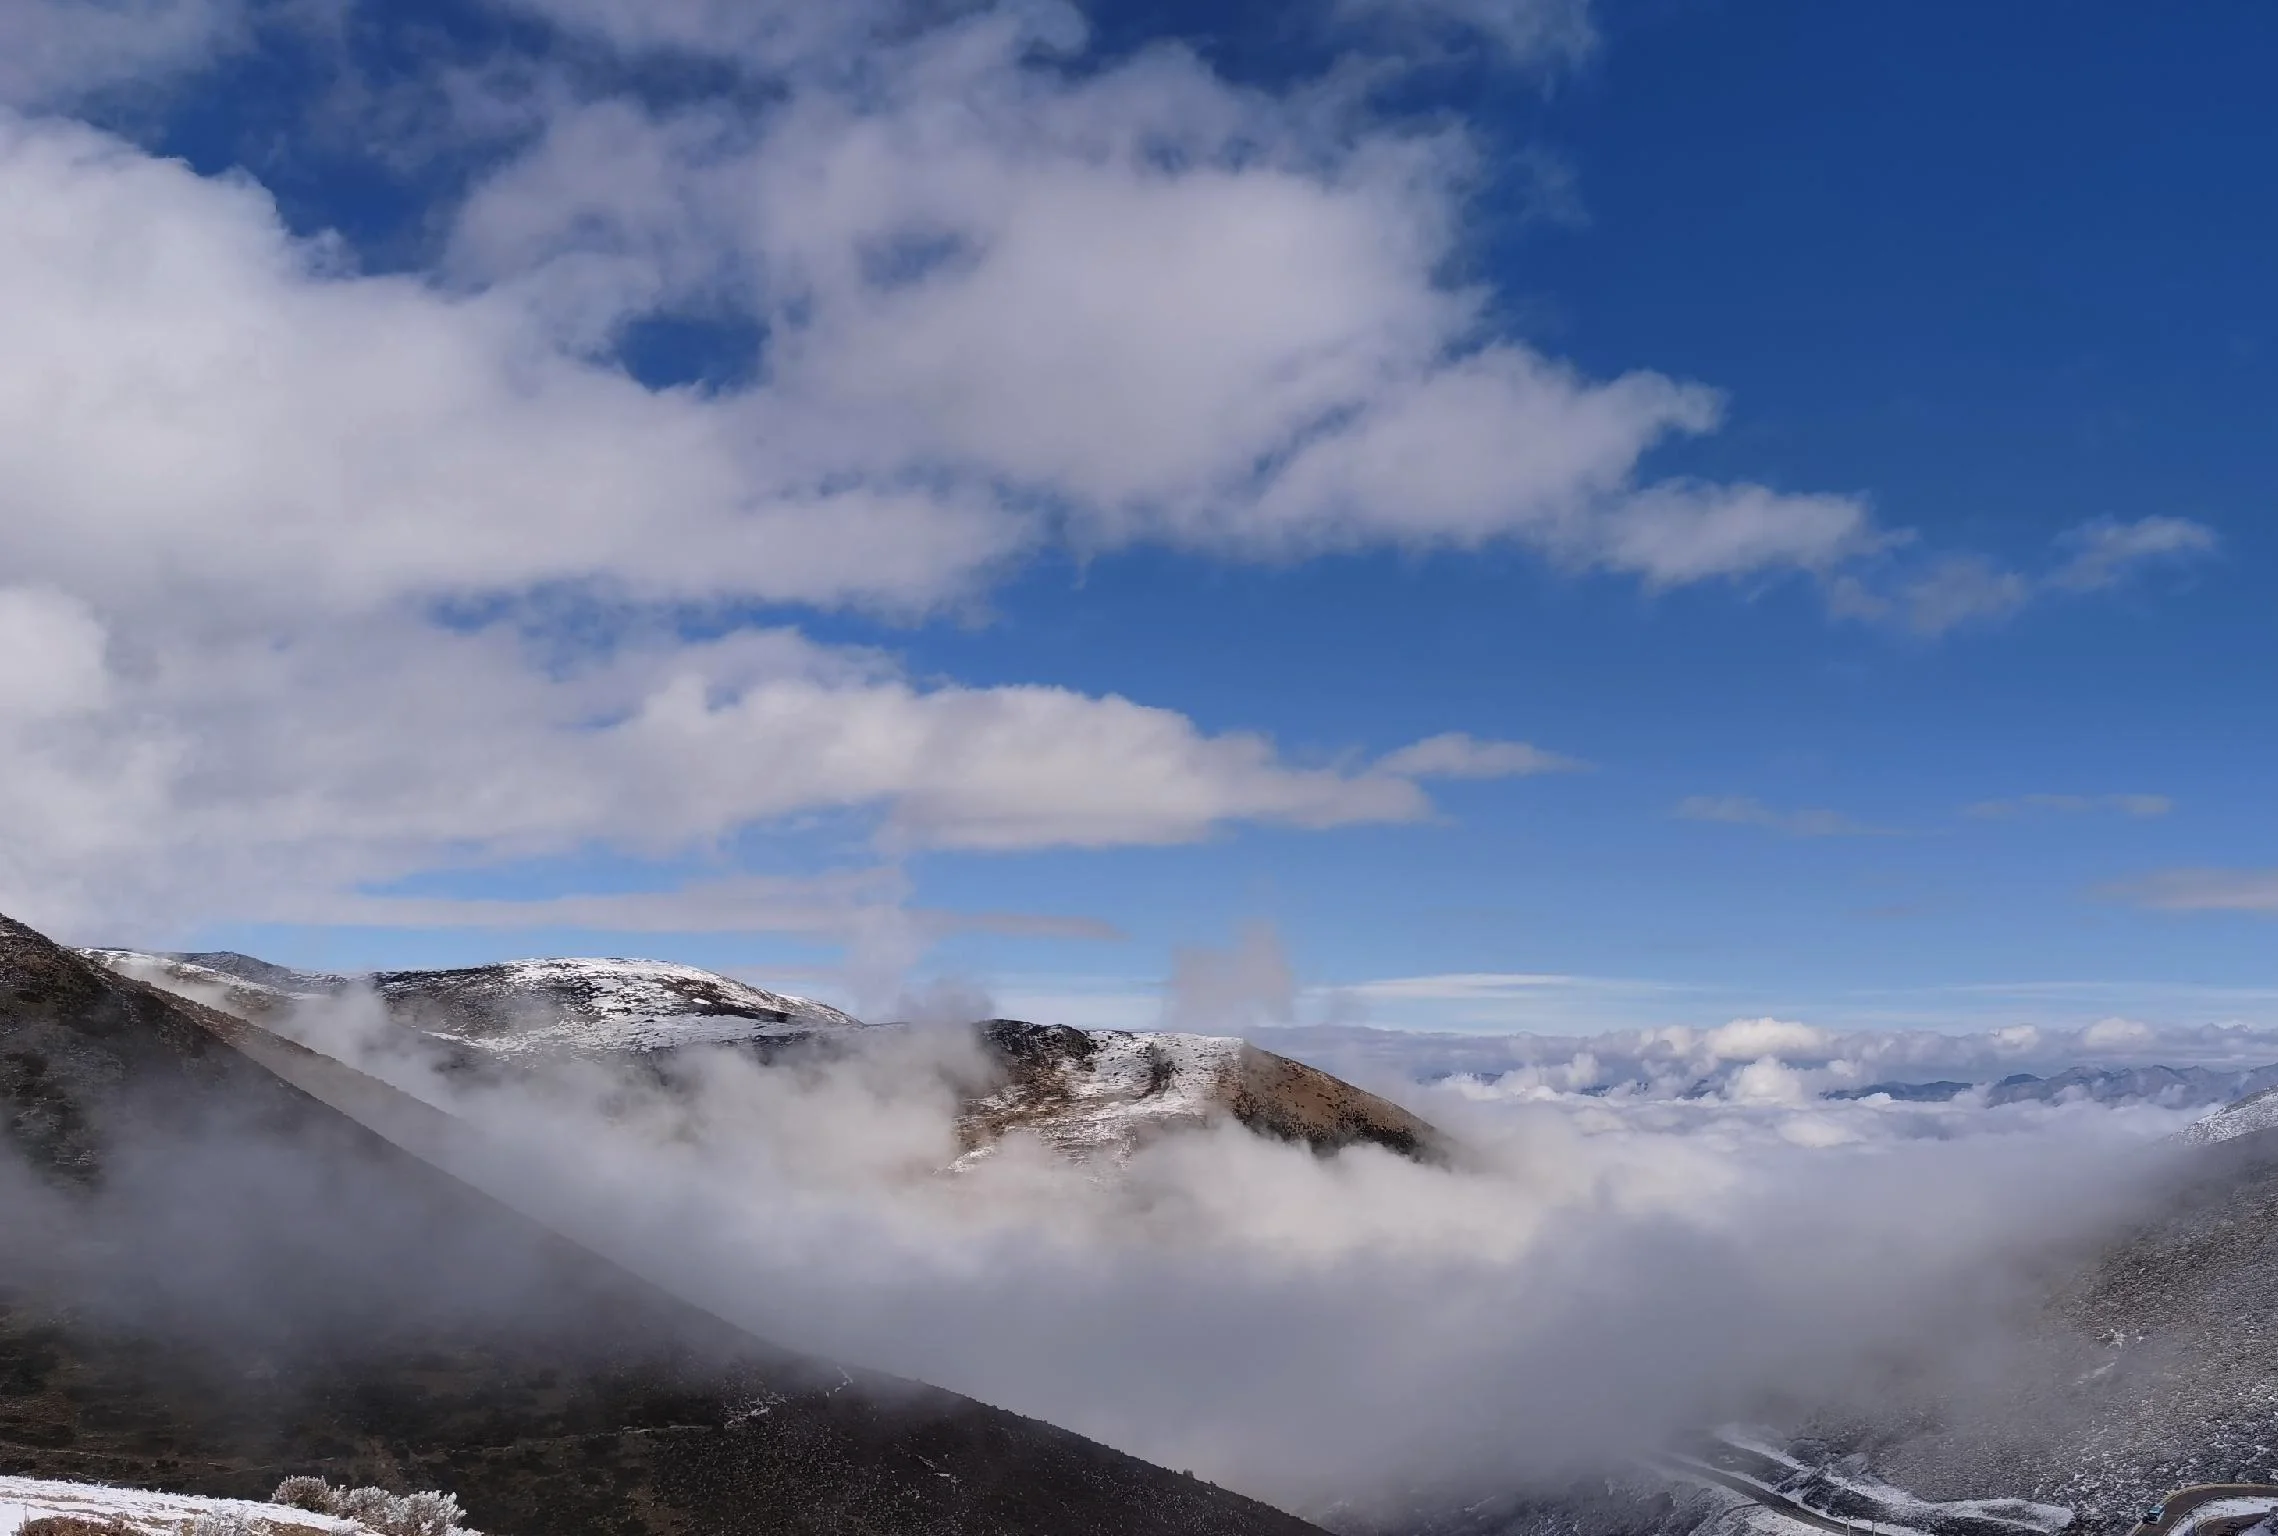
[
  {"xmin": 2080, "ymin": 1016, "xmax": 2157, "ymax": 1051},
  {"xmin": 1374, "ymin": 732, "xmax": 1581, "ymax": 779},
  {"xmin": 0, "ymin": 0, "xmax": 242, "ymax": 109},
  {"xmin": 301, "ymin": 870, "xmax": 1118, "ymax": 942},
  {"xmin": 1266, "ymin": 1015, "xmax": 2278, "ymax": 1103},
  {"xmin": 0, "ymin": 612, "xmax": 1500, "ymax": 935},
  {"xmin": 0, "ymin": 587, "xmax": 110, "ymax": 719},
  {"xmin": 501, "ymin": 0, "xmax": 935, "ymax": 69},
  {"xmin": 2115, "ymin": 868, "xmax": 2278, "ymax": 914},
  {"xmin": 1674, "ymin": 795, "xmax": 1894, "ymax": 838},
  {"xmin": 1966, "ymin": 792, "xmax": 2172, "ymax": 819},
  {"xmin": 0, "ymin": 0, "xmax": 2214, "ymax": 944},
  {"xmin": 441, "ymin": 24, "xmax": 1879, "ymax": 576},
  {"xmin": 1831, "ymin": 516, "xmax": 2217, "ymax": 635},
  {"xmin": 2048, "ymin": 515, "xmax": 2220, "ymax": 592},
  {"xmin": 1702, "ymin": 1017, "xmax": 1829, "ymax": 1062},
  {"xmin": 1163, "ymin": 921, "xmax": 1298, "ymax": 1032}
]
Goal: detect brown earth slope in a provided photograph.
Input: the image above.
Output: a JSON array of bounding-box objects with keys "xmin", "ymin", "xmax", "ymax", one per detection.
[
  {"xmin": 2, "ymin": 912, "xmax": 1328, "ymax": 1536},
  {"xmin": 963, "ymin": 1020, "xmax": 1442, "ymax": 1165}
]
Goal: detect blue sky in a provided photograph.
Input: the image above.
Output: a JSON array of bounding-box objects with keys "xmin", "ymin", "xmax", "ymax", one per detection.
[{"xmin": 2, "ymin": 0, "xmax": 2272, "ymax": 1036}]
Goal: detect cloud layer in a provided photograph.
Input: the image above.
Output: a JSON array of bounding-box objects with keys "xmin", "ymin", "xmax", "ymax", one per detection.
[{"xmin": 237, "ymin": 987, "xmax": 2190, "ymax": 1520}]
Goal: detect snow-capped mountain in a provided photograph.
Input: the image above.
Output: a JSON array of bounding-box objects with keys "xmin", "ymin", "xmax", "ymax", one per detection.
[
  {"xmin": 80, "ymin": 948, "xmax": 863, "ymax": 1056},
  {"xmin": 366, "ymin": 956, "xmax": 864, "ymax": 1055},
  {"xmin": 81, "ymin": 948, "xmax": 1442, "ymax": 1166}
]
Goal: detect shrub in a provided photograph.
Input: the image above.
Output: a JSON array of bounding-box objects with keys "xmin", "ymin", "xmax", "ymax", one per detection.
[
  {"xmin": 267, "ymin": 1479, "xmax": 478, "ymax": 1536},
  {"xmin": 271, "ymin": 1479, "xmax": 335, "ymax": 1514},
  {"xmin": 21, "ymin": 1518, "xmax": 136, "ymax": 1536},
  {"xmin": 182, "ymin": 1515, "xmax": 256, "ymax": 1536}
]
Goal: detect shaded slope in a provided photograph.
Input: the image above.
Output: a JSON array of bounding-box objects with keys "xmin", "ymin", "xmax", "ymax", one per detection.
[{"xmin": 4, "ymin": 914, "xmax": 1326, "ymax": 1536}]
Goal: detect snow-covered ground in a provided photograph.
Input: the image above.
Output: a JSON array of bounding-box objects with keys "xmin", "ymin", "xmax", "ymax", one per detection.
[
  {"xmin": 2177, "ymin": 1087, "xmax": 2278, "ymax": 1147},
  {"xmin": 373, "ymin": 955, "xmax": 863, "ymax": 1055},
  {"xmin": 956, "ymin": 1029, "xmax": 1248, "ymax": 1166},
  {"xmin": 79, "ymin": 948, "xmax": 862, "ymax": 1056},
  {"xmin": 0, "ymin": 1474, "xmax": 358, "ymax": 1536},
  {"xmin": 1700, "ymin": 1427, "xmax": 2075, "ymax": 1536},
  {"xmin": 2167, "ymin": 1502, "xmax": 2278, "ymax": 1536}
]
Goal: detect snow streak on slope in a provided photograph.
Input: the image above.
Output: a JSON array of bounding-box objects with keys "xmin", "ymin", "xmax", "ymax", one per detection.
[{"xmin": 0, "ymin": 1474, "xmax": 358, "ymax": 1536}]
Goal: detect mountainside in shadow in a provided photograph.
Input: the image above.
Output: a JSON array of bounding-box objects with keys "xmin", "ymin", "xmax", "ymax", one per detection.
[{"xmin": 6, "ymin": 913, "xmax": 1328, "ymax": 1536}]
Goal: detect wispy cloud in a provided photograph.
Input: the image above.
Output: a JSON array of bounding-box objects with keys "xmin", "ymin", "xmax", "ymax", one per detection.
[
  {"xmin": 1966, "ymin": 792, "xmax": 2172, "ymax": 819},
  {"xmin": 2108, "ymin": 867, "xmax": 2278, "ymax": 913},
  {"xmin": 293, "ymin": 874, "xmax": 1123, "ymax": 942},
  {"xmin": 1829, "ymin": 515, "xmax": 2218, "ymax": 636},
  {"xmin": 1373, "ymin": 732, "xmax": 1585, "ymax": 779},
  {"xmin": 1675, "ymin": 795, "xmax": 1896, "ymax": 837}
]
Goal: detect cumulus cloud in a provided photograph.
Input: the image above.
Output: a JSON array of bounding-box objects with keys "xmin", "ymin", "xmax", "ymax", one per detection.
[
  {"xmin": 1674, "ymin": 795, "xmax": 1895, "ymax": 838},
  {"xmin": 0, "ymin": 0, "xmax": 2215, "ymax": 944},
  {"xmin": 1701, "ymin": 1016, "xmax": 1830, "ymax": 1061}
]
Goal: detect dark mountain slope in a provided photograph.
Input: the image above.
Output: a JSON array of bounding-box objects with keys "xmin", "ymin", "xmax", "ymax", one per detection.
[{"xmin": 2, "ymin": 912, "xmax": 1326, "ymax": 1536}]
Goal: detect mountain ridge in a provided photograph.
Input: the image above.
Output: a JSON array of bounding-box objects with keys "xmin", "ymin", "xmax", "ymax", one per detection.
[
  {"xmin": 5, "ymin": 911, "xmax": 1330, "ymax": 1536},
  {"xmin": 80, "ymin": 948, "xmax": 1442, "ymax": 1166}
]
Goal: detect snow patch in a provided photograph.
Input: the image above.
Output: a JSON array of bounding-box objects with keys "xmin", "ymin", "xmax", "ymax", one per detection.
[{"xmin": 0, "ymin": 1475, "xmax": 357, "ymax": 1536}]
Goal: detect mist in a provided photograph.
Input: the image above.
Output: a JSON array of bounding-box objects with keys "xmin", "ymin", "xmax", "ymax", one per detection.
[{"xmin": 158, "ymin": 985, "xmax": 2192, "ymax": 1522}]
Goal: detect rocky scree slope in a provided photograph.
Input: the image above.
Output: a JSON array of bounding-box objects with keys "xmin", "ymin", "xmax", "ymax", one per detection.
[
  {"xmin": 82, "ymin": 951, "xmax": 1442, "ymax": 1167},
  {"xmin": 7, "ymin": 913, "xmax": 1329, "ymax": 1536}
]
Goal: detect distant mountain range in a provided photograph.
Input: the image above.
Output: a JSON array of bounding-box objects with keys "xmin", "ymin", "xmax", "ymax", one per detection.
[{"xmin": 1826, "ymin": 1062, "xmax": 2278, "ymax": 1109}]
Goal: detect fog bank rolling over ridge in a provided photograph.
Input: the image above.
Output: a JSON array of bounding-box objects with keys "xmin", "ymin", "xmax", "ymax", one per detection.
[{"xmin": 54, "ymin": 930, "xmax": 2234, "ymax": 1519}]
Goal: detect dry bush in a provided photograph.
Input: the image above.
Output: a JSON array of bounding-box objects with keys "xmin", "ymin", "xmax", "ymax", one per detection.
[
  {"xmin": 22, "ymin": 1518, "xmax": 137, "ymax": 1536},
  {"xmin": 270, "ymin": 1480, "xmax": 333, "ymax": 1515},
  {"xmin": 267, "ymin": 1478, "xmax": 477, "ymax": 1536},
  {"xmin": 180, "ymin": 1516, "xmax": 255, "ymax": 1536}
]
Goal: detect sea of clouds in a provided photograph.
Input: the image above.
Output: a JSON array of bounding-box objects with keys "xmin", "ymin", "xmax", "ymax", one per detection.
[{"xmin": 221, "ymin": 986, "xmax": 2211, "ymax": 1523}]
